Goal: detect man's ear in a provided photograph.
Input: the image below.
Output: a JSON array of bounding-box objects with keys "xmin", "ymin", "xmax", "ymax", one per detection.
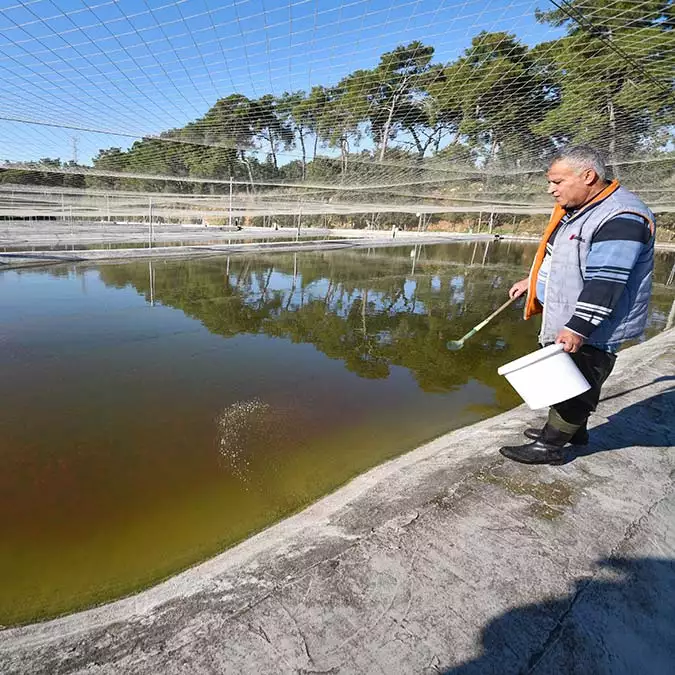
[{"xmin": 583, "ymin": 168, "xmax": 598, "ymax": 185}]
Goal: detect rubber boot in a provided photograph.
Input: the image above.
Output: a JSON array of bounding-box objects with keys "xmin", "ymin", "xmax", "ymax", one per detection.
[
  {"xmin": 499, "ymin": 423, "xmax": 576, "ymax": 465},
  {"xmin": 524, "ymin": 421, "xmax": 589, "ymax": 446}
]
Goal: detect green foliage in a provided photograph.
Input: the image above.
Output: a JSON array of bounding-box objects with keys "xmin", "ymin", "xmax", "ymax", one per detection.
[
  {"xmin": 533, "ymin": 1, "xmax": 674, "ymax": 167},
  {"xmin": 8, "ymin": 16, "xmax": 670, "ymax": 193},
  {"xmin": 0, "ymin": 157, "xmax": 86, "ymax": 189},
  {"xmin": 361, "ymin": 41, "xmax": 438, "ymax": 160},
  {"xmin": 97, "ymin": 245, "xmax": 539, "ymax": 399},
  {"xmin": 437, "ymin": 32, "xmax": 558, "ymax": 166}
]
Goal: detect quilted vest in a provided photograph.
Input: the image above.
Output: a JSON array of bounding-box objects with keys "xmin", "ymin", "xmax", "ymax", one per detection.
[{"xmin": 530, "ymin": 186, "xmax": 655, "ymax": 348}]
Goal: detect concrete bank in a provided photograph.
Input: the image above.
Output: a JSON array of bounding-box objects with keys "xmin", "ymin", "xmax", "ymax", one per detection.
[
  {"xmin": 0, "ymin": 231, "xmax": 493, "ymax": 269},
  {"xmin": 0, "ymin": 222, "xmax": 502, "ymax": 250},
  {"xmin": 1, "ymin": 330, "xmax": 674, "ymax": 674}
]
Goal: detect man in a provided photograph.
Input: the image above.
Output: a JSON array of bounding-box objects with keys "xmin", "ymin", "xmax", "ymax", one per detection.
[{"xmin": 500, "ymin": 145, "xmax": 655, "ymax": 465}]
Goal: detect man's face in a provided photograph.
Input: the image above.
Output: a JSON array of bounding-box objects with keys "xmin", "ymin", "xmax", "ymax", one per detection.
[{"xmin": 546, "ymin": 160, "xmax": 596, "ymax": 209}]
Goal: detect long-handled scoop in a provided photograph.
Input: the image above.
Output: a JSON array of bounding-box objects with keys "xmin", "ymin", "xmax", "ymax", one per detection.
[{"xmin": 446, "ymin": 295, "xmax": 518, "ymax": 351}]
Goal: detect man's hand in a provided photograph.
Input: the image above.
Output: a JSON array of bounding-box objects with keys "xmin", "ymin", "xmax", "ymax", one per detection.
[
  {"xmin": 555, "ymin": 329, "xmax": 584, "ymax": 353},
  {"xmin": 509, "ymin": 277, "xmax": 529, "ymax": 300}
]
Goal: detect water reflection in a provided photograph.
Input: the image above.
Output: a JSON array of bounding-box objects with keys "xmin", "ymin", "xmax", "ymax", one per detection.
[
  {"xmin": 98, "ymin": 242, "xmax": 674, "ymax": 392},
  {"xmin": 0, "ymin": 241, "xmax": 673, "ymax": 625}
]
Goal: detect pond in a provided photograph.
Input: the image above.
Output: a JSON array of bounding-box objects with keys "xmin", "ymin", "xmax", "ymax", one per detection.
[{"xmin": 1, "ymin": 241, "xmax": 673, "ymax": 625}]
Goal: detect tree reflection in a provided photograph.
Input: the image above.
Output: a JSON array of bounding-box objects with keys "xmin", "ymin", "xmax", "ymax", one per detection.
[{"xmin": 97, "ymin": 243, "xmax": 675, "ymax": 407}]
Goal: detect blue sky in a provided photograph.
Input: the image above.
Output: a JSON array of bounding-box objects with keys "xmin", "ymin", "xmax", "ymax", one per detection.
[{"xmin": 0, "ymin": 0, "xmax": 565, "ymax": 165}]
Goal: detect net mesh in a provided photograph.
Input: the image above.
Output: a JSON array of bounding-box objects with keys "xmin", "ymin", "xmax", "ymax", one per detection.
[{"xmin": 0, "ymin": 0, "xmax": 673, "ymax": 223}]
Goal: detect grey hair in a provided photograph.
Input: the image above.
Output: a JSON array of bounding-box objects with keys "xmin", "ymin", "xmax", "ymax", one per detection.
[{"xmin": 550, "ymin": 145, "xmax": 608, "ymax": 181}]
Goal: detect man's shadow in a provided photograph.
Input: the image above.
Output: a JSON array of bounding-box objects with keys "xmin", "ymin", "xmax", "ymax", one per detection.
[
  {"xmin": 562, "ymin": 377, "xmax": 675, "ymax": 462},
  {"xmin": 442, "ymin": 556, "xmax": 675, "ymax": 674}
]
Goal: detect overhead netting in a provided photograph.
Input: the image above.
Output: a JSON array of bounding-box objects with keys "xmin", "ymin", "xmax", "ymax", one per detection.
[{"xmin": 0, "ymin": 0, "xmax": 673, "ymax": 224}]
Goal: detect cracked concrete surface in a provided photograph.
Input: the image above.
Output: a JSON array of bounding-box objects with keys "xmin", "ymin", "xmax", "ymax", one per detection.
[{"xmin": 1, "ymin": 329, "xmax": 674, "ymax": 674}]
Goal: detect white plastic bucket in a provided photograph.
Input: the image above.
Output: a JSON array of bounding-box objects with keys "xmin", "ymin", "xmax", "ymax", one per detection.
[{"xmin": 497, "ymin": 343, "xmax": 591, "ymax": 410}]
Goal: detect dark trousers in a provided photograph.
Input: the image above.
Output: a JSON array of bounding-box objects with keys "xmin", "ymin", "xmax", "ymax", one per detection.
[{"xmin": 552, "ymin": 345, "xmax": 617, "ymax": 426}]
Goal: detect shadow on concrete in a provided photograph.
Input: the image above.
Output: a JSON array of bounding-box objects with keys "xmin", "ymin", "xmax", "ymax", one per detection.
[
  {"xmin": 598, "ymin": 375, "xmax": 675, "ymax": 404},
  {"xmin": 442, "ymin": 556, "xmax": 675, "ymax": 675},
  {"xmin": 575, "ymin": 385, "xmax": 675, "ymax": 460}
]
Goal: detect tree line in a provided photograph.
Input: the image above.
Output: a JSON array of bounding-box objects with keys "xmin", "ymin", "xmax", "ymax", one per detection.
[{"xmin": 2, "ymin": 0, "xmax": 673, "ymax": 194}]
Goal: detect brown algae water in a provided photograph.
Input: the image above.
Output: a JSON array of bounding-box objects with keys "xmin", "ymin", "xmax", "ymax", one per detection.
[{"xmin": 1, "ymin": 241, "xmax": 673, "ymax": 625}]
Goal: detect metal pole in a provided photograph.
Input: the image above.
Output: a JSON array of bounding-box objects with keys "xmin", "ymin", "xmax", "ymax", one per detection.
[
  {"xmin": 149, "ymin": 197, "xmax": 153, "ymax": 249},
  {"xmin": 481, "ymin": 240, "xmax": 490, "ymax": 266},
  {"xmin": 228, "ymin": 176, "xmax": 233, "ymax": 229},
  {"xmin": 470, "ymin": 241, "xmax": 478, "ymax": 266},
  {"xmin": 149, "ymin": 260, "xmax": 155, "ymax": 307}
]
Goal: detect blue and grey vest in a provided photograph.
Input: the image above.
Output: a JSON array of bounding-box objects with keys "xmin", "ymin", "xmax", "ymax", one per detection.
[{"xmin": 537, "ymin": 186, "xmax": 655, "ymax": 348}]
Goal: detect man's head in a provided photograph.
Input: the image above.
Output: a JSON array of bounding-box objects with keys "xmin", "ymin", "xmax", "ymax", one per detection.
[{"xmin": 546, "ymin": 146, "xmax": 610, "ymax": 210}]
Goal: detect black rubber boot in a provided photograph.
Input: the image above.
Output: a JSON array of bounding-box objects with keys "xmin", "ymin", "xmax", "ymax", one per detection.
[
  {"xmin": 499, "ymin": 424, "xmax": 574, "ymax": 465},
  {"xmin": 523, "ymin": 422, "xmax": 589, "ymax": 446}
]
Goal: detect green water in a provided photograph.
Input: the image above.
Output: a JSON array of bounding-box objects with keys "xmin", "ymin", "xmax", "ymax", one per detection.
[{"xmin": 1, "ymin": 241, "xmax": 673, "ymax": 625}]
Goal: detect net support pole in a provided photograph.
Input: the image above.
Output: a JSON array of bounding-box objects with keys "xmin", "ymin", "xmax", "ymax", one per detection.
[
  {"xmin": 228, "ymin": 176, "xmax": 233, "ymax": 229},
  {"xmin": 149, "ymin": 197, "xmax": 153, "ymax": 249}
]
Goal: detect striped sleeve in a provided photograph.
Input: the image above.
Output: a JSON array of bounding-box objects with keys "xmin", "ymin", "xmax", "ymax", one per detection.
[{"xmin": 565, "ymin": 213, "xmax": 650, "ymax": 338}]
